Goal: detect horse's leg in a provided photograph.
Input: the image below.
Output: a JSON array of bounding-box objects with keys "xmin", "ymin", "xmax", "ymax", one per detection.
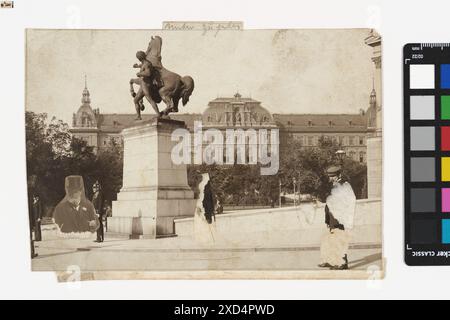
[
  {"xmin": 172, "ymin": 95, "xmax": 180, "ymax": 113},
  {"xmin": 161, "ymin": 94, "xmax": 173, "ymax": 115},
  {"xmin": 159, "ymin": 85, "xmax": 178, "ymax": 115},
  {"xmin": 133, "ymin": 89, "xmax": 145, "ymax": 120},
  {"xmin": 141, "ymin": 82, "xmax": 161, "ymax": 116}
]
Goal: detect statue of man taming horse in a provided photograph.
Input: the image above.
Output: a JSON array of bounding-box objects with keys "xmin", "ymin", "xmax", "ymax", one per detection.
[{"xmin": 129, "ymin": 36, "xmax": 194, "ymax": 120}]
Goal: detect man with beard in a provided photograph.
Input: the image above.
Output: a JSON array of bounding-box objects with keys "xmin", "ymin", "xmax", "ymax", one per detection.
[{"xmin": 53, "ymin": 176, "xmax": 99, "ymax": 237}]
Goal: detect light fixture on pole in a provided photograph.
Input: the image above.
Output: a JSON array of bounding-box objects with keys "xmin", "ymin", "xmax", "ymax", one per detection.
[
  {"xmin": 293, "ymin": 177, "xmax": 297, "ymax": 207},
  {"xmin": 279, "ymin": 179, "xmax": 282, "ymax": 208},
  {"xmin": 335, "ymin": 149, "xmax": 345, "ymax": 165}
]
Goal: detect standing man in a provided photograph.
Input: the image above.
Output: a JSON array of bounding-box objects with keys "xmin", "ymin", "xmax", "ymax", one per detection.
[
  {"xmin": 32, "ymin": 195, "xmax": 42, "ymax": 242},
  {"xmin": 92, "ymin": 182, "xmax": 104, "ymax": 243},
  {"xmin": 104, "ymin": 202, "xmax": 112, "ymax": 232},
  {"xmin": 53, "ymin": 176, "xmax": 99, "ymax": 236},
  {"xmin": 317, "ymin": 166, "xmax": 356, "ymax": 270},
  {"xmin": 203, "ymin": 179, "xmax": 215, "ymax": 224}
]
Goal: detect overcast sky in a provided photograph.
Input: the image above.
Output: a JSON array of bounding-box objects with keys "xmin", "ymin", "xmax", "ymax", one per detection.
[{"xmin": 26, "ymin": 29, "xmax": 376, "ymax": 124}]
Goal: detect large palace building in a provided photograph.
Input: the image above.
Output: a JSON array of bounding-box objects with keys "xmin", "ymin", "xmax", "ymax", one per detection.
[{"xmin": 71, "ymin": 85, "xmax": 377, "ymax": 164}]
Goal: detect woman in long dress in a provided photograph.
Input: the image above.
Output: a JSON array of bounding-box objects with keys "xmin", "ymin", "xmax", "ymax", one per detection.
[{"xmin": 193, "ymin": 173, "xmax": 217, "ymax": 244}]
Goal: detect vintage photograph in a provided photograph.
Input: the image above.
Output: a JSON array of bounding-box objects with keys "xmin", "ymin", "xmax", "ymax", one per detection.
[{"xmin": 25, "ymin": 28, "xmax": 382, "ymax": 279}]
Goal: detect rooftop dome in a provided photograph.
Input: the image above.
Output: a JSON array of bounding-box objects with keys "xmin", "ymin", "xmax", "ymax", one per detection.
[{"xmin": 72, "ymin": 77, "xmax": 97, "ymax": 128}]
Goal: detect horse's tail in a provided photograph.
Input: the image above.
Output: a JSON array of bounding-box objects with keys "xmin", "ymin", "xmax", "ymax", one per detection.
[{"xmin": 181, "ymin": 76, "xmax": 194, "ymax": 106}]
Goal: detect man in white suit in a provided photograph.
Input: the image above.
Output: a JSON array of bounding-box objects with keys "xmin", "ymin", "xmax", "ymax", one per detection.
[{"xmin": 317, "ymin": 166, "xmax": 356, "ymax": 270}]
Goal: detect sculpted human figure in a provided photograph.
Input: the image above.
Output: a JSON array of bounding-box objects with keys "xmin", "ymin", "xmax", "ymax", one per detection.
[{"xmin": 129, "ymin": 50, "xmax": 162, "ymax": 119}]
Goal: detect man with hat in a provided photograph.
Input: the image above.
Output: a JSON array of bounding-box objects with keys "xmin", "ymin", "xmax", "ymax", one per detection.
[
  {"xmin": 53, "ymin": 176, "xmax": 99, "ymax": 237},
  {"xmin": 317, "ymin": 165, "xmax": 356, "ymax": 270}
]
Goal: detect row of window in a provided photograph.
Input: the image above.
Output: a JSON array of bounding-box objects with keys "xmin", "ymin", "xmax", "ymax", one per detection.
[
  {"xmin": 293, "ymin": 134, "xmax": 365, "ymax": 146},
  {"xmin": 350, "ymin": 151, "xmax": 366, "ymax": 163}
]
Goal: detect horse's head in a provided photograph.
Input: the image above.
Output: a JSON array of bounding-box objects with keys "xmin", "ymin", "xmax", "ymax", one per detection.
[{"xmin": 181, "ymin": 76, "xmax": 195, "ymax": 106}]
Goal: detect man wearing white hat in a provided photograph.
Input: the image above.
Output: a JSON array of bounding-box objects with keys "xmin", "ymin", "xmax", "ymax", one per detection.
[{"xmin": 318, "ymin": 166, "xmax": 356, "ymax": 270}]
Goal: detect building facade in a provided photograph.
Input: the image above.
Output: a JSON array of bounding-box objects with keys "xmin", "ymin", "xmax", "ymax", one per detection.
[{"xmin": 71, "ymin": 88, "xmax": 376, "ymax": 164}]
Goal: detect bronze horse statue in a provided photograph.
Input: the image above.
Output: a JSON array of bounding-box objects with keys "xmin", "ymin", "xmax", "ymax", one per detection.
[{"xmin": 129, "ymin": 36, "xmax": 194, "ymax": 120}]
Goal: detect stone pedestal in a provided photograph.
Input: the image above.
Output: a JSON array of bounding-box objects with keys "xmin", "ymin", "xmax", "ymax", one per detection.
[{"xmin": 109, "ymin": 118, "xmax": 196, "ymax": 238}]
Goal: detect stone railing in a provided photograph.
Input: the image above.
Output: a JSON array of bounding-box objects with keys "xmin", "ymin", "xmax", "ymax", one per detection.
[{"xmin": 174, "ymin": 198, "xmax": 382, "ymax": 247}]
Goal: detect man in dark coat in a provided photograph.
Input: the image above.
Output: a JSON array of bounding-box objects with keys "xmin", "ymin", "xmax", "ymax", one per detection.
[
  {"xmin": 92, "ymin": 183, "xmax": 104, "ymax": 242},
  {"xmin": 202, "ymin": 180, "xmax": 215, "ymax": 224},
  {"xmin": 31, "ymin": 195, "xmax": 43, "ymax": 241},
  {"xmin": 53, "ymin": 176, "xmax": 99, "ymax": 235}
]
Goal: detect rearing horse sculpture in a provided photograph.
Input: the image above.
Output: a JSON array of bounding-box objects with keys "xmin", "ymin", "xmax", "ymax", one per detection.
[{"xmin": 129, "ymin": 36, "xmax": 195, "ymax": 120}]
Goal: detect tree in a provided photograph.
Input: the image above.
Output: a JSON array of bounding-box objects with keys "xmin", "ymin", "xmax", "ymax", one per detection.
[
  {"xmin": 279, "ymin": 135, "xmax": 367, "ymax": 200},
  {"xmin": 95, "ymin": 138, "xmax": 123, "ymax": 203},
  {"xmin": 25, "ymin": 112, "xmax": 124, "ymax": 216}
]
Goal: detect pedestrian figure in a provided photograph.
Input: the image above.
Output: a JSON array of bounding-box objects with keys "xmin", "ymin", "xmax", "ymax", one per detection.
[
  {"xmin": 317, "ymin": 166, "xmax": 356, "ymax": 270},
  {"xmin": 194, "ymin": 173, "xmax": 217, "ymax": 244},
  {"xmin": 92, "ymin": 183, "xmax": 104, "ymax": 242},
  {"xmin": 32, "ymin": 195, "xmax": 42, "ymax": 241}
]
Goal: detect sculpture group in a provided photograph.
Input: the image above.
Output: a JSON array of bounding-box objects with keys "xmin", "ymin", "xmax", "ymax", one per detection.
[{"xmin": 129, "ymin": 36, "xmax": 195, "ymax": 119}]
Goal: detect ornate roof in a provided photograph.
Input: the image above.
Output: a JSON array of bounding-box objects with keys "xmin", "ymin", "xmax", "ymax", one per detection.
[
  {"xmin": 72, "ymin": 79, "xmax": 97, "ymax": 128},
  {"xmin": 202, "ymin": 93, "xmax": 275, "ymax": 127}
]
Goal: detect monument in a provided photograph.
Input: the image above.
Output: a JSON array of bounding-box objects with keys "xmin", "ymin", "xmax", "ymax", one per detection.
[{"xmin": 108, "ymin": 35, "xmax": 196, "ymax": 238}]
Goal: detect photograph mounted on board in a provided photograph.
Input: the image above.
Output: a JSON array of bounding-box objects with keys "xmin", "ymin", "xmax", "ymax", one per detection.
[{"xmin": 25, "ymin": 28, "xmax": 383, "ymax": 279}]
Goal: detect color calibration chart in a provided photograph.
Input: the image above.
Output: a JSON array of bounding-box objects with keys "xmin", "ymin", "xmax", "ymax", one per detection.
[{"xmin": 404, "ymin": 43, "xmax": 450, "ymax": 265}]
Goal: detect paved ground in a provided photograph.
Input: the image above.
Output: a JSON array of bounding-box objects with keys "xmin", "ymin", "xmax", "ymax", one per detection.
[{"xmin": 31, "ymin": 235, "xmax": 382, "ymax": 272}]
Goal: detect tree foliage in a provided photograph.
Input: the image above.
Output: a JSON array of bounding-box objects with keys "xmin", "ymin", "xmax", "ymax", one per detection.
[
  {"xmin": 187, "ymin": 135, "xmax": 368, "ymax": 206},
  {"xmin": 25, "ymin": 112, "xmax": 123, "ymax": 215}
]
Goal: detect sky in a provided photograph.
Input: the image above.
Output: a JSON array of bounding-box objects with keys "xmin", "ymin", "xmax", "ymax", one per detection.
[{"xmin": 26, "ymin": 29, "xmax": 376, "ymax": 125}]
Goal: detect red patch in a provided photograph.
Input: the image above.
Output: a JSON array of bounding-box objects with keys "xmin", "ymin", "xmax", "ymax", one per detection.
[{"xmin": 442, "ymin": 127, "xmax": 450, "ymax": 151}]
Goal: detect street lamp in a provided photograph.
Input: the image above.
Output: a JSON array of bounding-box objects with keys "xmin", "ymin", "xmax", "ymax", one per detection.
[
  {"xmin": 335, "ymin": 149, "xmax": 346, "ymax": 166},
  {"xmin": 279, "ymin": 179, "xmax": 282, "ymax": 208},
  {"xmin": 293, "ymin": 177, "xmax": 297, "ymax": 207}
]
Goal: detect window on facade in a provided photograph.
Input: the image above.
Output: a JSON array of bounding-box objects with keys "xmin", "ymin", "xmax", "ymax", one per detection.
[
  {"xmin": 359, "ymin": 136, "xmax": 364, "ymax": 145},
  {"xmin": 329, "ymin": 121, "xmax": 332, "ymax": 126},
  {"xmin": 359, "ymin": 152, "xmax": 366, "ymax": 163},
  {"xmin": 308, "ymin": 120, "xmax": 313, "ymax": 127},
  {"xmin": 349, "ymin": 136, "xmax": 354, "ymax": 146},
  {"xmin": 349, "ymin": 151, "xmax": 356, "ymax": 160},
  {"xmin": 308, "ymin": 136, "xmax": 314, "ymax": 146}
]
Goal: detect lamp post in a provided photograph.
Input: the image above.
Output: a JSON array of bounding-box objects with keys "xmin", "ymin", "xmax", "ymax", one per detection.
[
  {"xmin": 335, "ymin": 149, "xmax": 345, "ymax": 166},
  {"xmin": 293, "ymin": 177, "xmax": 297, "ymax": 207},
  {"xmin": 279, "ymin": 179, "xmax": 282, "ymax": 208}
]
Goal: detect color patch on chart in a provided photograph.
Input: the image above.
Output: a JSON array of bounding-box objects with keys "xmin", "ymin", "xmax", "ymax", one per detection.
[
  {"xmin": 410, "ymin": 157, "xmax": 435, "ymax": 182},
  {"xmin": 410, "ymin": 96, "xmax": 435, "ymax": 120},
  {"xmin": 441, "ymin": 64, "xmax": 450, "ymax": 89},
  {"xmin": 410, "ymin": 126, "xmax": 435, "ymax": 151},
  {"xmin": 404, "ymin": 43, "xmax": 450, "ymax": 266},
  {"xmin": 441, "ymin": 96, "xmax": 450, "ymax": 119}
]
